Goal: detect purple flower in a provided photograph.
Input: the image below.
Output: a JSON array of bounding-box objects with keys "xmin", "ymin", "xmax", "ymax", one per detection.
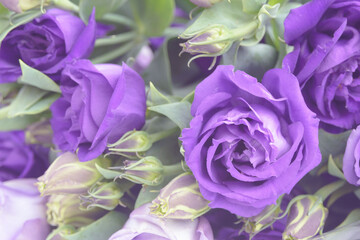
[
  {"xmin": 0, "ymin": 130, "xmax": 49, "ymax": 182},
  {"xmin": 181, "ymin": 65, "xmax": 321, "ymax": 217},
  {"xmin": 109, "ymin": 203, "xmax": 214, "ymax": 240},
  {"xmin": 0, "ymin": 8, "xmax": 96, "ymax": 83},
  {"xmin": 343, "ymin": 125, "xmax": 360, "ymax": 186},
  {"xmin": 0, "ymin": 178, "xmax": 50, "ymax": 240},
  {"xmin": 50, "ymin": 60, "xmax": 146, "ymax": 161},
  {"xmin": 283, "ymin": 0, "xmax": 360, "ymax": 133}
]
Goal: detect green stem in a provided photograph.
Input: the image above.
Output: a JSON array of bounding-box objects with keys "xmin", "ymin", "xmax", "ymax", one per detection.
[
  {"xmin": 52, "ymin": 0, "xmax": 79, "ymax": 12},
  {"xmin": 149, "ymin": 127, "xmax": 179, "ymax": 143},
  {"xmin": 102, "ymin": 13, "xmax": 135, "ymax": 28},
  {"xmin": 163, "ymin": 162, "xmax": 185, "ymax": 177},
  {"xmin": 91, "ymin": 41, "xmax": 135, "ymax": 64},
  {"xmin": 314, "ymin": 180, "xmax": 346, "ymax": 201},
  {"xmin": 95, "ymin": 32, "xmax": 136, "ymax": 47}
]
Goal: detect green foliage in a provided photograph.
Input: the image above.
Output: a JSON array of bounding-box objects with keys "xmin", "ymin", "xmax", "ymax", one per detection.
[
  {"xmin": 79, "ymin": 0, "xmax": 128, "ymax": 22},
  {"xmin": 131, "ymin": 0, "xmax": 175, "ymax": 37},
  {"xmin": 65, "ymin": 212, "xmax": 128, "ymax": 240}
]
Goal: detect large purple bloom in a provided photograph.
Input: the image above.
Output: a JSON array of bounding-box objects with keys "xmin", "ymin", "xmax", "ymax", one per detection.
[
  {"xmin": 343, "ymin": 125, "xmax": 360, "ymax": 186},
  {"xmin": 0, "ymin": 130, "xmax": 49, "ymax": 182},
  {"xmin": 109, "ymin": 203, "xmax": 214, "ymax": 240},
  {"xmin": 181, "ymin": 66, "xmax": 321, "ymax": 217},
  {"xmin": 0, "ymin": 178, "xmax": 50, "ymax": 240},
  {"xmin": 0, "ymin": 8, "xmax": 96, "ymax": 83},
  {"xmin": 50, "ymin": 60, "xmax": 146, "ymax": 161},
  {"xmin": 283, "ymin": 0, "xmax": 360, "ymax": 133}
]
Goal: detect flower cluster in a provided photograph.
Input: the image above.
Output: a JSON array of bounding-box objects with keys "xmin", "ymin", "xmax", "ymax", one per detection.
[{"xmin": 1, "ymin": 0, "xmax": 360, "ymax": 240}]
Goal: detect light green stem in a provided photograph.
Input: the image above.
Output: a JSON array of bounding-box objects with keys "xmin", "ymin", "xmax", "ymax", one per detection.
[
  {"xmin": 52, "ymin": 0, "xmax": 79, "ymax": 12},
  {"xmin": 95, "ymin": 32, "xmax": 136, "ymax": 47},
  {"xmin": 102, "ymin": 13, "xmax": 135, "ymax": 27},
  {"xmin": 149, "ymin": 127, "xmax": 179, "ymax": 143},
  {"xmin": 91, "ymin": 41, "xmax": 135, "ymax": 64},
  {"xmin": 163, "ymin": 162, "xmax": 185, "ymax": 177},
  {"xmin": 314, "ymin": 180, "xmax": 346, "ymax": 201}
]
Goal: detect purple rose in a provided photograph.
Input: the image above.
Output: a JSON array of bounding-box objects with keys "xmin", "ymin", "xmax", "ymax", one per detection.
[
  {"xmin": 283, "ymin": 0, "xmax": 360, "ymax": 133},
  {"xmin": 181, "ymin": 65, "xmax": 321, "ymax": 217},
  {"xmin": 109, "ymin": 203, "xmax": 214, "ymax": 240},
  {"xmin": 0, "ymin": 8, "xmax": 96, "ymax": 83},
  {"xmin": 0, "ymin": 130, "xmax": 49, "ymax": 182},
  {"xmin": 343, "ymin": 125, "xmax": 360, "ymax": 186},
  {"xmin": 50, "ymin": 60, "xmax": 146, "ymax": 161},
  {"xmin": 0, "ymin": 178, "xmax": 50, "ymax": 240}
]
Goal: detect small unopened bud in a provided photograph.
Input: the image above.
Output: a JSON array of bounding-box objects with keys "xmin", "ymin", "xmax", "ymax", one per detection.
[
  {"xmin": 244, "ymin": 196, "xmax": 283, "ymax": 235},
  {"xmin": 114, "ymin": 156, "xmax": 164, "ymax": 186},
  {"xmin": 283, "ymin": 195, "xmax": 328, "ymax": 240},
  {"xmin": 180, "ymin": 26, "xmax": 232, "ymax": 56},
  {"xmin": 150, "ymin": 172, "xmax": 210, "ymax": 220},
  {"xmin": 37, "ymin": 152, "xmax": 110, "ymax": 196},
  {"xmin": 80, "ymin": 182, "xmax": 129, "ymax": 211},
  {"xmin": 0, "ymin": 0, "xmax": 50, "ymax": 12},
  {"xmin": 107, "ymin": 130, "xmax": 152, "ymax": 158},
  {"xmin": 47, "ymin": 194, "xmax": 107, "ymax": 227},
  {"xmin": 190, "ymin": 0, "xmax": 223, "ymax": 8},
  {"xmin": 25, "ymin": 120, "xmax": 53, "ymax": 146}
]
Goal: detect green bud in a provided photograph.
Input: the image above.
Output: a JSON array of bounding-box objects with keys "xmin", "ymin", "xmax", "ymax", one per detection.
[
  {"xmin": 107, "ymin": 130, "xmax": 152, "ymax": 158},
  {"xmin": 150, "ymin": 172, "xmax": 210, "ymax": 220},
  {"xmin": 79, "ymin": 182, "xmax": 130, "ymax": 211},
  {"xmin": 180, "ymin": 25, "xmax": 232, "ymax": 57},
  {"xmin": 283, "ymin": 195, "xmax": 328, "ymax": 240},
  {"xmin": 114, "ymin": 156, "xmax": 164, "ymax": 186},
  {"xmin": 47, "ymin": 194, "xmax": 107, "ymax": 227},
  {"xmin": 244, "ymin": 195, "xmax": 283, "ymax": 235},
  {"xmin": 37, "ymin": 152, "xmax": 110, "ymax": 196}
]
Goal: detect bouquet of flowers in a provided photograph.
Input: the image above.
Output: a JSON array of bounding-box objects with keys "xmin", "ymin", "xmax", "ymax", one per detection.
[{"xmin": 1, "ymin": 0, "xmax": 360, "ymax": 239}]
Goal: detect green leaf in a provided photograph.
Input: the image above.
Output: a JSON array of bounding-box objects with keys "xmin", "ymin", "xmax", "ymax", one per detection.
[
  {"xmin": 0, "ymin": 10, "xmax": 42, "ymax": 45},
  {"xmin": 328, "ymin": 155, "xmax": 346, "ymax": 180},
  {"xmin": 223, "ymin": 43, "xmax": 277, "ymax": 81},
  {"xmin": 0, "ymin": 83, "xmax": 18, "ymax": 100},
  {"xmin": 319, "ymin": 129, "xmax": 351, "ymax": 161},
  {"xmin": 95, "ymin": 163, "xmax": 120, "ymax": 180},
  {"xmin": 131, "ymin": 0, "xmax": 175, "ymax": 37},
  {"xmin": 79, "ymin": 0, "xmax": 128, "ymax": 22},
  {"xmin": 142, "ymin": 42, "xmax": 172, "ymax": 94},
  {"xmin": 0, "ymin": 114, "xmax": 43, "ymax": 131},
  {"xmin": 65, "ymin": 211, "xmax": 128, "ymax": 240},
  {"xmin": 148, "ymin": 102, "xmax": 192, "ymax": 129},
  {"xmin": 147, "ymin": 82, "xmax": 172, "ymax": 106},
  {"xmin": 7, "ymin": 85, "xmax": 59, "ymax": 117},
  {"xmin": 19, "ymin": 60, "xmax": 61, "ymax": 93}
]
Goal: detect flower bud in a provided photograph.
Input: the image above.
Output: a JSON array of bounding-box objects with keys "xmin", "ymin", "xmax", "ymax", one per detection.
[
  {"xmin": 114, "ymin": 156, "xmax": 164, "ymax": 186},
  {"xmin": 47, "ymin": 194, "xmax": 107, "ymax": 227},
  {"xmin": 180, "ymin": 26, "xmax": 232, "ymax": 57},
  {"xmin": 37, "ymin": 152, "xmax": 110, "ymax": 196},
  {"xmin": 107, "ymin": 130, "xmax": 152, "ymax": 158},
  {"xmin": 25, "ymin": 120, "xmax": 53, "ymax": 146},
  {"xmin": 190, "ymin": 0, "xmax": 223, "ymax": 8},
  {"xmin": 244, "ymin": 196, "xmax": 283, "ymax": 235},
  {"xmin": 150, "ymin": 172, "xmax": 210, "ymax": 220},
  {"xmin": 283, "ymin": 195, "xmax": 328, "ymax": 240},
  {"xmin": 0, "ymin": 0, "xmax": 50, "ymax": 12},
  {"xmin": 79, "ymin": 182, "xmax": 129, "ymax": 211}
]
